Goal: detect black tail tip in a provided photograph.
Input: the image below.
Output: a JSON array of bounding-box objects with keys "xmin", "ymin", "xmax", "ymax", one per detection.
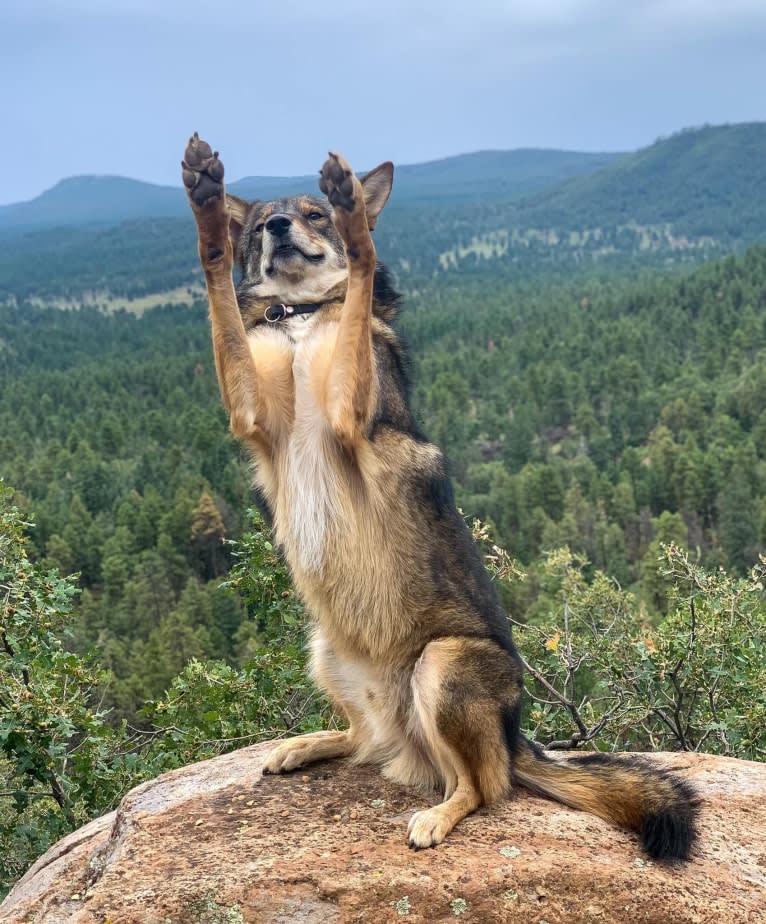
[{"xmin": 641, "ymin": 806, "xmax": 698, "ymax": 862}]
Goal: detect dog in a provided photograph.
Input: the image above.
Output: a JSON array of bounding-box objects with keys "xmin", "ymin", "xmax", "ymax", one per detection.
[{"xmin": 181, "ymin": 133, "xmax": 698, "ymax": 859}]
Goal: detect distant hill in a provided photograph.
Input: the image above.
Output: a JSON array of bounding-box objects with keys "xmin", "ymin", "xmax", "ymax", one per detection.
[
  {"xmin": 0, "ymin": 149, "xmax": 620, "ymax": 234},
  {"xmin": 234, "ymin": 149, "xmax": 621, "ymax": 204},
  {"xmin": 2, "ymin": 123, "xmax": 766, "ymax": 300},
  {"xmin": 414, "ymin": 122, "xmax": 766, "ymax": 274},
  {"xmin": 0, "ymin": 177, "xmax": 187, "ymax": 233},
  {"xmin": 520, "ymin": 122, "xmax": 766, "ymax": 243}
]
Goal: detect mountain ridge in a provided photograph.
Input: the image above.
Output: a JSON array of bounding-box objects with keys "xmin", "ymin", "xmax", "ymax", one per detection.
[
  {"xmin": 2, "ymin": 122, "xmax": 766, "ymax": 299},
  {"xmin": 0, "ymin": 148, "xmax": 621, "ymax": 233},
  {"xmin": 516, "ymin": 122, "xmax": 766, "ymax": 242}
]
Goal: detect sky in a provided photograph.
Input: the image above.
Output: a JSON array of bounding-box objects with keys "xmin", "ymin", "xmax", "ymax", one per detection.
[{"xmin": 3, "ymin": 0, "xmax": 766, "ymax": 205}]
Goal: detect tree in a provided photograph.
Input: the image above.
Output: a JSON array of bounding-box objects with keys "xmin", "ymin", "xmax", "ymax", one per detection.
[
  {"xmin": 717, "ymin": 463, "xmax": 759, "ymax": 572},
  {"xmin": 191, "ymin": 491, "xmax": 227, "ymax": 579},
  {"xmin": 640, "ymin": 511, "xmax": 688, "ymax": 614},
  {"xmin": 61, "ymin": 495, "xmax": 101, "ymax": 585}
]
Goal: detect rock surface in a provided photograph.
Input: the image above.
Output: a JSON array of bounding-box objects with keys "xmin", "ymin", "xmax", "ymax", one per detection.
[{"xmin": 2, "ymin": 741, "xmax": 765, "ymax": 923}]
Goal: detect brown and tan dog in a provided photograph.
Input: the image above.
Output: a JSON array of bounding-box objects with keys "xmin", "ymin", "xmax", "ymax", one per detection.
[{"xmin": 181, "ymin": 134, "xmax": 698, "ymax": 859}]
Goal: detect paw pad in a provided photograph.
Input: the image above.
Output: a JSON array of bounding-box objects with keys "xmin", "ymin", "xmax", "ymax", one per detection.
[
  {"xmin": 319, "ymin": 151, "xmax": 356, "ymax": 211},
  {"xmin": 181, "ymin": 132, "xmax": 225, "ymax": 206}
]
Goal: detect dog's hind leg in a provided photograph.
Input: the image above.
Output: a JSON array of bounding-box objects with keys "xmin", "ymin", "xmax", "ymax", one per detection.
[
  {"xmin": 407, "ymin": 636, "xmax": 523, "ymax": 849},
  {"xmin": 181, "ymin": 134, "xmax": 272, "ymax": 442}
]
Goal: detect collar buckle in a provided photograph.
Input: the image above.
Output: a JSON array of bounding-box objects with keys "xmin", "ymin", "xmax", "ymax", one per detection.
[{"xmin": 264, "ymin": 303, "xmax": 293, "ymax": 323}]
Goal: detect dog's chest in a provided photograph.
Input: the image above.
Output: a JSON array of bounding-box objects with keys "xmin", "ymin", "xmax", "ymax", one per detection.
[{"xmin": 280, "ymin": 322, "xmax": 341, "ymax": 574}]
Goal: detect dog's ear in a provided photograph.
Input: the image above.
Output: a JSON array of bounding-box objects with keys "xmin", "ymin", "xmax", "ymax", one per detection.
[
  {"xmin": 361, "ymin": 162, "xmax": 394, "ymax": 230},
  {"xmin": 226, "ymin": 194, "xmax": 254, "ymax": 250}
]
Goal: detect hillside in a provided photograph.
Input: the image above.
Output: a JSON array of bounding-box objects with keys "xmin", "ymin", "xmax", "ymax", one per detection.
[
  {"xmin": 0, "ymin": 148, "xmax": 619, "ymax": 234},
  {"xmin": 0, "ymin": 176, "xmax": 187, "ymax": 232},
  {"xmin": 520, "ymin": 122, "xmax": 766, "ymax": 243},
  {"xmin": 0, "ymin": 218, "xmax": 199, "ymax": 302}
]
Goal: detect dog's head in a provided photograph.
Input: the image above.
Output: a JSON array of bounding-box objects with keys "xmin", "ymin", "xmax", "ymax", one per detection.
[{"xmin": 227, "ymin": 162, "xmax": 394, "ymax": 310}]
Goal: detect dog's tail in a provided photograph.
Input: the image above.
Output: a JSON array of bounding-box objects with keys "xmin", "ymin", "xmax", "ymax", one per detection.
[{"xmin": 512, "ymin": 737, "xmax": 699, "ymax": 861}]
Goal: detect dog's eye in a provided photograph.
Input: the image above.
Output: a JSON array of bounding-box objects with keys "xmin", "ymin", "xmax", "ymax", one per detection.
[
  {"xmin": 307, "ymin": 211, "xmax": 324, "ymax": 221},
  {"xmin": 254, "ymin": 222, "xmax": 265, "ymax": 233}
]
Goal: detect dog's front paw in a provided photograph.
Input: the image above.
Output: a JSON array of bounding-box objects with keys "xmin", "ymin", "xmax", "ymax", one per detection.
[
  {"xmin": 181, "ymin": 132, "xmax": 225, "ymax": 207},
  {"xmin": 262, "ymin": 740, "xmax": 309, "ymax": 775},
  {"xmin": 319, "ymin": 152, "xmax": 374, "ymax": 259},
  {"xmin": 407, "ymin": 806, "xmax": 453, "ymax": 850},
  {"xmin": 319, "ymin": 152, "xmax": 360, "ymax": 213}
]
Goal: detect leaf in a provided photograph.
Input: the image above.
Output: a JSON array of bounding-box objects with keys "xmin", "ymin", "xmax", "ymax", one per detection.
[{"xmin": 544, "ymin": 631, "xmax": 561, "ymax": 653}]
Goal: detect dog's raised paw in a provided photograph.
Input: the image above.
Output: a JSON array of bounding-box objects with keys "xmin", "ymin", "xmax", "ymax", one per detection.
[
  {"xmin": 181, "ymin": 132, "xmax": 225, "ymax": 207},
  {"xmin": 319, "ymin": 152, "xmax": 357, "ymax": 212}
]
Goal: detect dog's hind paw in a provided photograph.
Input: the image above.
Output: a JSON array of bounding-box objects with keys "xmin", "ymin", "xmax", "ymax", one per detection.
[
  {"xmin": 319, "ymin": 152, "xmax": 358, "ymax": 213},
  {"xmin": 181, "ymin": 132, "xmax": 225, "ymax": 207},
  {"xmin": 407, "ymin": 806, "xmax": 454, "ymax": 850}
]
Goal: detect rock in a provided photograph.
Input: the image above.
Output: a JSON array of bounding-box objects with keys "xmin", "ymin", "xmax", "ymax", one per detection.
[{"xmin": 2, "ymin": 742, "xmax": 765, "ymax": 923}]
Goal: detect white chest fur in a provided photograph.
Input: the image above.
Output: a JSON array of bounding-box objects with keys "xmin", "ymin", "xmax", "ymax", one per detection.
[{"xmin": 282, "ymin": 319, "xmax": 340, "ymax": 574}]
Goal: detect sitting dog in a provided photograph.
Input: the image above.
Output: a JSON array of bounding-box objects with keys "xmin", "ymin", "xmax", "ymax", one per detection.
[{"xmin": 181, "ymin": 134, "xmax": 697, "ymax": 858}]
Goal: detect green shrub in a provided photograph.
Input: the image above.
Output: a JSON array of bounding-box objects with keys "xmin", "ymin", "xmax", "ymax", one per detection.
[
  {"xmin": 505, "ymin": 542, "xmax": 765, "ymax": 760},
  {"xmin": 0, "ymin": 485, "xmax": 141, "ymax": 895},
  {"xmin": 143, "ymin": 510, "xmax": 329, "ymax": 762}
]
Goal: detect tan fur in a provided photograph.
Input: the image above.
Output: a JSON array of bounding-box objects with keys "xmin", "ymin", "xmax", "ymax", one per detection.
[{"xmin": 264, "ymin": 730, "xmax": 354, "ymax": 773}]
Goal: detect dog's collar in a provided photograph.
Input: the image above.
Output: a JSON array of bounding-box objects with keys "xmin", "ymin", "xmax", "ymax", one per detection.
[{"xmin": 260, "ymin": 302, "xmax": 323, "ymax": 324}]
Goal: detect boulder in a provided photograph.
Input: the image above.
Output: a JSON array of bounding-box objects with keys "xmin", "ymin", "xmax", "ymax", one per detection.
[{"xmin": 2, "ymin": 741, "xmax": 764, "ymax": 923}]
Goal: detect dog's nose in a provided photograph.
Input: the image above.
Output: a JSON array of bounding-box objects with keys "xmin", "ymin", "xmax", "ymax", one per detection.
[{"xmin": 265, "ymin": 214, "xmax": 292, "ymax": 237}]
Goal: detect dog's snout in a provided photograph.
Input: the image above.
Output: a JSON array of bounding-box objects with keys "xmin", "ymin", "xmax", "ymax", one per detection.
[{"xmin": 265, "ymin": 214, "xmax": 292, "ymax": 237}]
